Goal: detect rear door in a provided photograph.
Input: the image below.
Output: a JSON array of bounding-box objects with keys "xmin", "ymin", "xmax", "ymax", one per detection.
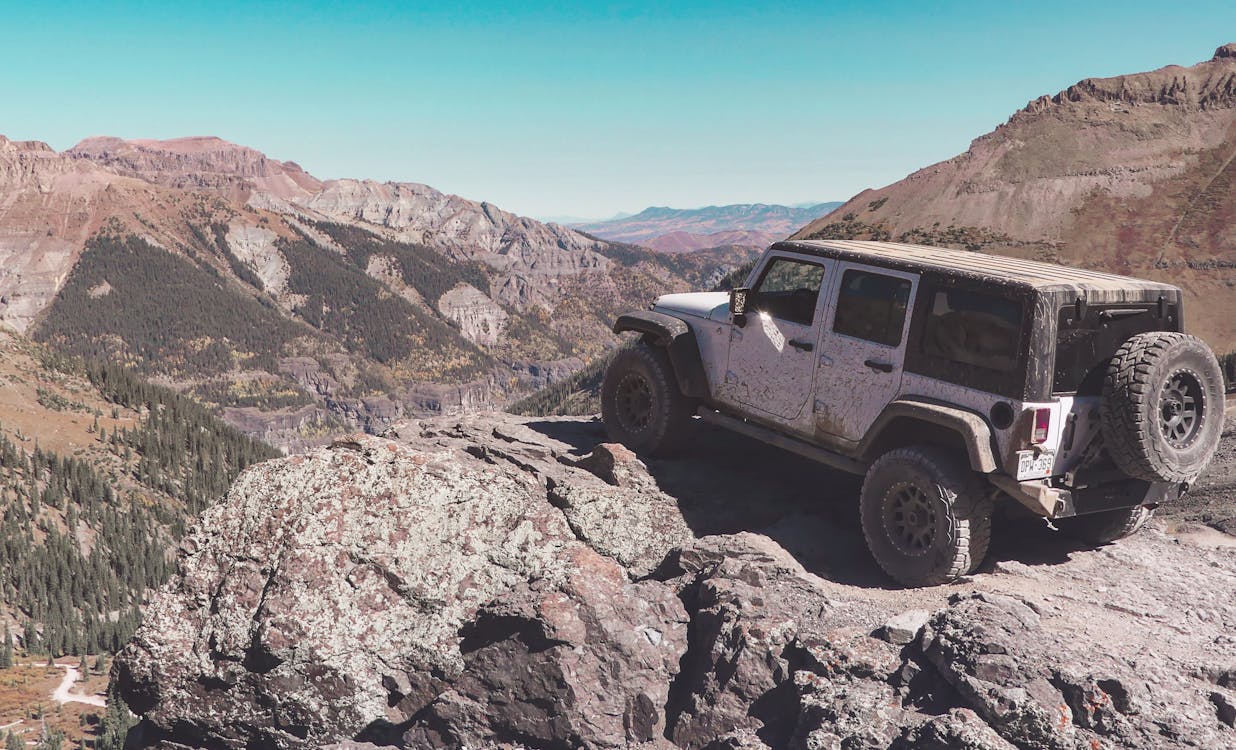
[
  {"xmin": 723, "ymin": 253, "xmax": 834, "ymax": 426},
  {"xmin": 813, "ymin": 264, "xmax": 919, "ymax": 442}
]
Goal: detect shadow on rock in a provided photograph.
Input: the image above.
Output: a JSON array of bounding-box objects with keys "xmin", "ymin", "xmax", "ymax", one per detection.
[{"xmin": 526, "ymin": 417, "xmax": 1097, "ymax": 589}]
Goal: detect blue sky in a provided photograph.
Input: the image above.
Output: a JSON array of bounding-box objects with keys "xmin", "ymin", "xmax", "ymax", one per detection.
[{"xmin": 3, "ymin": 1, "xmax": 1235, "ymax": 219}]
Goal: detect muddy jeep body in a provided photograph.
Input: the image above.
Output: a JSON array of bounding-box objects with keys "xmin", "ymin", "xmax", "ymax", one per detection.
[{"xmin": 603, "ymin": 240, "xmax": 1226, "ymax": 586}]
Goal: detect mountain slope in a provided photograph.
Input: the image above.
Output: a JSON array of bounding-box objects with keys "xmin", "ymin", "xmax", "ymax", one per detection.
[
  {"xmin": 793, "ymin": 44, "xmax": 1236, "ymax": 352},
  {"xmin": 0, "ymin": 328, "xmax": 277, "ymax": 660},
  {"xmin": 575, "ymin": 202, "xmax": 841, "ymax": 249},
  {"xmin": 0, "ymin": 135, "xmax": 755, "ymax": 448}
]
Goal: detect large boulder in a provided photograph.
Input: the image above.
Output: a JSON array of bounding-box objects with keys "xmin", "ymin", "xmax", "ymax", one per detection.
[{"xmin": 115, "ymin": 413, "xmax": 1236, "ymax": 750}]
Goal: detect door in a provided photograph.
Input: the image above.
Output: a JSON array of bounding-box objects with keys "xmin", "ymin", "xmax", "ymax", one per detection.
[
  {"xmin": 813, "ymin": 264, "xmax": 918, "ymax": 442},
  {"xmin": 723, "ymin": 254, "xmax": 834, "ymax": 425}
]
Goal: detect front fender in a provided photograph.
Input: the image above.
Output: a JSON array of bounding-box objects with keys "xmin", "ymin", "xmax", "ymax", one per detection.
[{"xmin": 613, "ymin": 311, "xmax": 709, "ymax": 399}]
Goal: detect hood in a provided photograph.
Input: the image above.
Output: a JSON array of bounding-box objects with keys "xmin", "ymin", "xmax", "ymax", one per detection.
[{"xmin": 652, "ymin": 292, "xmax": 731, "ymax": 321}]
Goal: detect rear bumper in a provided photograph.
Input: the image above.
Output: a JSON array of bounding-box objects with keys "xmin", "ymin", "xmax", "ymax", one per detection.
[
  {"xmin": 1053, "ymin": 479, "xmax": 1184, "ymax": 518},
  {"xmin": 991, "ymin": 474, "xmax": 1184, "ymax": 518}
]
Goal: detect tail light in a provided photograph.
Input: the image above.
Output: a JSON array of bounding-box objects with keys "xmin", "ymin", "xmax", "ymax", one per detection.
[{"xmin": 1031, "ymin": 408, "xmax": 1051, "ymax": 444}]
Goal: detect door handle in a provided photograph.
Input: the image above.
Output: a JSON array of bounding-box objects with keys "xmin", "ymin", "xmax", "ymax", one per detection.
[
  {"xmin": 864, "ymin": 359, "xmax": 893, "ymax": 373},
  {"xmin": 789, "ymin": 339, "xmax": 814, "ymax": 352}
]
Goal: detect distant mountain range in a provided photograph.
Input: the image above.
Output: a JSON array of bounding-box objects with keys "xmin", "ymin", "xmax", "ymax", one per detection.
[
  {"xmin": 572, "ymin": 202, "xmax": 842, "ymax": 252},
  {"xmin": 0, "ymin": 135, "xmax": 755, "ymax": 448},
  {"xmin": 793, "ymin": 43, "xmax": 1236, "ymax": 354}
]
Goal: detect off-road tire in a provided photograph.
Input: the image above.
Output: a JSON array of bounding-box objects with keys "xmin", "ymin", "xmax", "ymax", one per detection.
[
  {"xmin": 1059, "ymin": 506, "xmax": 1154, "ymax": 546},
  {"xmin": 860, "ymin": 446, "xmax": 993, "ymax": 587},
  {"xmin": 601, "ymin": 344, "xmax": 692, "ymax": 456},
  {"xmin": 1100, "ymin": 332, "xmax": 1224, "ymax": 483}
]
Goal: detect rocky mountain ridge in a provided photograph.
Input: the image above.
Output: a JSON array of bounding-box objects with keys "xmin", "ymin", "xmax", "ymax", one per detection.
[
  {"xmin": 0, "ymin": 134, "xmax": 755, "ymax": 448},
  {"xmin": 115, "ymin": 412, "xmax": 1236, "ymax": 750},
  {"xmin": 792, "ymin": 44, "xmax": 1236, "ymax": 353}
]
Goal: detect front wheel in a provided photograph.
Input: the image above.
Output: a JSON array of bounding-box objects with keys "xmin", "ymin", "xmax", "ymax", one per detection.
[
  {"xmin": 601, "ymin": 344, "xmax": 692, "ymax": 456},
  {"xmin": 860, "ymin": 446, "xmax": 993, "ymax": 587}
]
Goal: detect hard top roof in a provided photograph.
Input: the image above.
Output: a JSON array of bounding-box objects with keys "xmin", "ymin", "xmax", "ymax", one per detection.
[{"xmin": 774, "ymin": 240, "xmax": 1178, "ymax": 295}]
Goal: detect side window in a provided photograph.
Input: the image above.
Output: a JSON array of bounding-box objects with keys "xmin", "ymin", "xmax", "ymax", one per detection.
[
  {"xmin": 752, "ymin": 258, "xmax": 826, "ymax": 326},
  {"xmin": 922, "ymin": 288, "xmax": 1023, "ymax": 372},
  {"xmin": 832, "ymin": 270, "xmax": 912, "ymax": 346}
]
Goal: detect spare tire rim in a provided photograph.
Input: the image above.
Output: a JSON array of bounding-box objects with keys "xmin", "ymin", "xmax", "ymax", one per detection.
[
  {"xmin": 883, "ymin": 481, "xmax": 938, "ymax": 557},
  {"xmin": 1159, "ymin": 370, "xmax": 1204, "ymax": 449},
  {"xmin": 616, "ymin": 373, "xmax": 654, "ymax": 432}
]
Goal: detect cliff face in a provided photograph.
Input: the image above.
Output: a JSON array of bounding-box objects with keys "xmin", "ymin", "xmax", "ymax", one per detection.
[
  {"xmin": 792, "ymin": 45, "xmax": 1236, "ymax": 352},
  {"xmin": 115, "ymin": 413, "xmax": 1236, "ymax": 750}
]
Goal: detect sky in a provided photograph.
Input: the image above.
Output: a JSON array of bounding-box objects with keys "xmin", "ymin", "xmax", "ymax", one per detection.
[{"xmin": 3, "ymin": 1, "xmax": 1236, "ymax": 220}]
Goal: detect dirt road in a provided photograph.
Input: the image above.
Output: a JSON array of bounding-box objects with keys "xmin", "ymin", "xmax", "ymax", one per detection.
[{"xmin": 51, "ymin": 664, "xmax": 105, "ymax": 708}]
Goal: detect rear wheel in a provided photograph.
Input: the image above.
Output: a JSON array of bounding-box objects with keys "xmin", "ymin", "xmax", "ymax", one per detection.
[
  {"xmin": 860, "ymin": 446, "xmax": 992, "ymax": 587},
  {"xmin": 1059, "ymin": 506, "xmax": 1154, "ymax": 545},
  {"xmin": 601, "ymin": 344, "xmax": 692, "ymax": 456}
]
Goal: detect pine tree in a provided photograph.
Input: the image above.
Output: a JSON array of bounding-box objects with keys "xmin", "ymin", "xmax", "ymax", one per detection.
[
  {"xmin": 0, "ymin": 622, "xmax": 12, "ymax": 668},
  {"xmin": 97, "ymin": 684, "xmax": 137, "ymax": 750},
  {"xmin": 35, "ymin": 726, "xmax": 65, "ymax": 750},
  {"xmin": 4, "ymin": 731, "xmax": 22, "ymax": 750}
]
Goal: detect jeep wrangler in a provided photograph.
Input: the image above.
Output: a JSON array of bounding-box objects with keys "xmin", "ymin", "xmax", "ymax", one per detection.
[{"xmin": 601, "ymin": 240, "xmax": 1226, "ymax": 587}]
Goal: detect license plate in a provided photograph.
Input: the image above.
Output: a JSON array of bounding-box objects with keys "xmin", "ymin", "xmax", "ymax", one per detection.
[{"xmin": 1016, "ymin": 450, "xmax": 1055, "ymax": 480}]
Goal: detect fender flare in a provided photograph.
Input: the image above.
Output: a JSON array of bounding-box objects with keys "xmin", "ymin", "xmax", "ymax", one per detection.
[
  {"xmin": 860, "ymin": 400, "xmax": 1000, "ymax": 473},
  {"xmin": 613, "ymin": 311, "xmax": 709, "ymax": 399}
]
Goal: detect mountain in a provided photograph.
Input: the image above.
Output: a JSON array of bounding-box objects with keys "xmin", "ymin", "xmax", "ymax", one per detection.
[
  {"xmin": 0, "ymin": 135, "xmax": 755, "ymax": 448},
  {"xmin": 793, "ymin": 44, "xmax": 1236, "ymax": 354},
  {"xmin": 574, "ymin": 202, "xmax": 842, "ymax": 251}
]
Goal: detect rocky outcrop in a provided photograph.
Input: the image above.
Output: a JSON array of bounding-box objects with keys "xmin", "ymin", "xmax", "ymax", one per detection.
[{"xmin": 116, "ymin": 413, "xmax": 1236, "ymax": 750}]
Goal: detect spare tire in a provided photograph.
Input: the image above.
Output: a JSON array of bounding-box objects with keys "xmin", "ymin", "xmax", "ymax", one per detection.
[{"xmin": 1100, "ymin": 331, "xmax": 1225, "ymax": 483}]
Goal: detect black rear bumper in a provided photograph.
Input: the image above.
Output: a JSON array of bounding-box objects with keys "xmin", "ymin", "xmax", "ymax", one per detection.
[{"xmin": 1053, "ymin": 478, "xmax": 1184, "ymax": 518}]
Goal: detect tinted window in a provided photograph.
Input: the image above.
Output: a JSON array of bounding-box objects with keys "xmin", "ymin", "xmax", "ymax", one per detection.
[
  {"xmin": 922, "ymin": 289, "xmax": 1023, "ymax": 372},
  {"xmin": 752, "ymin": 258, "xmax": 826, "ymax": 326},
  {"xmin": 1053, "ymin": 303, "xmax": 1167, "ymax": 394},
  {"xmin": 832, "ymin": 270, "xmax": 911, "ymax": 346}
]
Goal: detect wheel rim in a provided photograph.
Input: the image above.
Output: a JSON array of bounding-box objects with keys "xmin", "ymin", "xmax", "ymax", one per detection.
[
  {"xmin": 615, "ymin": 372, "xmax": 655, "ymax": 433},
  {"xmin": 1159, "ymin": 370, "xmax": 1204, "ymax": 449},
  {"xmin": 882, "ymin": 481, "xmax": 939, "ymax": 557}
]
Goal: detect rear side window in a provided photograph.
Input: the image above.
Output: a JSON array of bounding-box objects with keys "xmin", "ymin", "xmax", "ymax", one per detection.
[
  {"xmin": 832, "ymin": 270, "xmax": 912, "ymax": 346},
  {"xmin": 752, "ymin": 257, "xmax": 826, "ymax": 326},
  {"xmin": 922, "ymin": 289, "xmax": 1023, "ymax": 372}
]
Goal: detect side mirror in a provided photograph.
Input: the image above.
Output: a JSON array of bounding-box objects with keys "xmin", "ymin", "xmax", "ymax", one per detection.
[{"xmin": 730, "ymin": 287, "xmax": 750, "ymax": 328}]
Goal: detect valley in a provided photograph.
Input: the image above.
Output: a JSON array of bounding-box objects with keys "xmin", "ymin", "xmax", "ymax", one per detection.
[
  {"xmin": 573, "ymin": 201, "xmax": 842, "ymax": 252},
  {"xmin": 0, "ymin": 330, "xmax": 277, "ymax": 745}
]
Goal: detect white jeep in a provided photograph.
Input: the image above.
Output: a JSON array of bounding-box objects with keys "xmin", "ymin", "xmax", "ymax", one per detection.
[{"xmin": 602, "ymin": 240, "xmax": 1226, "ymax": 586}]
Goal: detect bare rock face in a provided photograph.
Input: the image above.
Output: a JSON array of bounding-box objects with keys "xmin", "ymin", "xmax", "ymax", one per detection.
[
  {"xmin": 116, "ymin": 413, "xmax": 1236, "ymax": 750},
  {"xmin": 407, "ymin": 546, "xmax": 688, "ymax": 749},
  {"xmin": 435, "ymin": 284, "xmax": 508, "ymax": 346}
]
